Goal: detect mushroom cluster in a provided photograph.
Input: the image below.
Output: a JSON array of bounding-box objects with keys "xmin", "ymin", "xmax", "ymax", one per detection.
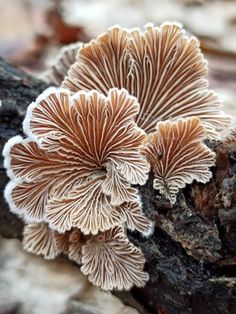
[
  {"xmin": 3, "ymin": 87, "xmax": 151, "ymax": 290},
  {"xmin": 62, "ymin": 23, "xmax": 230, "ymax": 138},
  {"xmin": 3, "ymin": 22, "xmax": 231, "ymax": 291}
]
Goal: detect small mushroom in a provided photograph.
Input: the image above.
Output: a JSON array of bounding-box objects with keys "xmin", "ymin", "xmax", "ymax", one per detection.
[
  {"xmin": 3, "ymin": 87, "xmax": 151, "ymax": 235},
  {"xmin": 47, "ymin": 42, "xmax": 83, "ymax": 85},
  {"xmin": 62, "ymin": 23, "xmax": 230, "ymax": 139},
  {"xmin": 142, "ymin": 117, "xmax": 216, "ymax": 204},
  {"xmin": 23, "ymin": 223, "xmax": 69, "ymax": 259},
  {"xmin": 118, "ymin": 201, "xmax": 153, "ymax": 235},
  {"xmin": 81, "ymin": 226, "xmax": 149, "ymax": 290}
]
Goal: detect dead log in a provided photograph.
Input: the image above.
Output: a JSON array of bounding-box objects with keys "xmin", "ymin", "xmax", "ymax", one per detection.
[{"xmin": 0, "ymin": 58, "xmax": 235, "ymax": 314}]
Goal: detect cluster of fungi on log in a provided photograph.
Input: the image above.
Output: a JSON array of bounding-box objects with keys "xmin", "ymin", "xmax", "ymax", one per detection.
[
  {"xmin": 3, "ymin": 87, "xmax": 151, "ymax": 290},
  {"xmin": 2, "ymin": 22, "xmax": 233, "ymax": 295}
]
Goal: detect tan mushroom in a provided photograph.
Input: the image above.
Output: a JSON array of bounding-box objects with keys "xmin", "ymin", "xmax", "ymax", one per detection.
[
  {"xmin": 142, "ymin": 117, "xmax": 216, "ymax": 204},
  {"xmin": 47, "ymin": 42, "xmax": 83, "ymax": 85},
  {"xmin": 3, "ymin": 87, "xmax": 151, "ymax": 235},
  {"xmin": 81, "ymin": 226, "xmax": 149, "ymax": 290},
  {"xmin": 23, "ymin": 223, "xmax": 69, "ymax": 259},
  {"xmin": 62, "ymin": 23, "xmax": 230, "ymax": 139}
]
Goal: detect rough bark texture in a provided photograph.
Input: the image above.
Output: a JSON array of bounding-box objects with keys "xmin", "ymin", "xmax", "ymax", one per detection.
[
  {"xmin": 0, "ymin": 58, "xmax": 235, "ymax": 314},
  {"xmin": 0, "ymin": 58, "xmax": 48, "ymax": 238}
]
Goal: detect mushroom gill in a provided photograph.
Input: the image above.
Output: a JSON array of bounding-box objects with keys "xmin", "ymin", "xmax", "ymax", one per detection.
[
  {"xmin": 62, "ymin": 23, "xmax": 230, "ymax": 139},
  {"xmin": 23, "ymin": 223, "xmax": 69, "ymax": 259},
  {"xmin": 142, "ymin": 117, "xmax": 216, "ymax": 204},
  {"xmin": 81, "ymin": 226, "xmax": 149, "ymax": 290},
  {"xmin": 23, "ymin": 223, "xmax": 148, "ymax": 291},
  {"xmin": 67, "ymin": 228, "xmax": 82, "ymax": 264},
  {"xmin": 3, "ymin": 87, "xmax": 151, "ymax": 235},
  {"xmin": 48, "ymin": 42, "xmax": 83, "ymax": 85}
]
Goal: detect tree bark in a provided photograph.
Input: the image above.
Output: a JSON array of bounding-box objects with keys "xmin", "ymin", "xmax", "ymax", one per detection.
[{"xmin": 0, "ymin": 58, "xmax": 235, "ymax": 314}]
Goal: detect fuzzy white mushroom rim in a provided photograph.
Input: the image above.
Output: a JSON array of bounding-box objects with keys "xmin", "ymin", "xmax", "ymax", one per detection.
[
  {"xmin": 3, "ymin": 87, "xmax": 152, "ymax": 235},
  {"xmin": 142, "ymin": 117, "xmax": 216, "ymax": 204},
  {"xmin": 63, "ymin": 22, "xmax": 230, "ymax": 139}
]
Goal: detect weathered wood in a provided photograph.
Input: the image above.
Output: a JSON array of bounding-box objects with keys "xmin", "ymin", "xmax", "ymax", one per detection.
[
  {"xmin": 0, "ymin": 58, "xmax": 235, "ymax": 314},
  {"xmin": 0, "ymin": 58, "xmax": 48, "ymax": 238}
]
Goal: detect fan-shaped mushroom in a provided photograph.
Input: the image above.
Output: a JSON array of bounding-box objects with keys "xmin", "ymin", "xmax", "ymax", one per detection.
[
  {"xmin": 62, "ymin": 23, "xmax": 230, "ymax": 139},
  {"xmin": 81, "ymin": 226, "xmax": 149, "ymax": 290},
  {"xmin": 142, "ymin": 117, "xmax": 215, "ymax": 204},
  {"xmin": 47, "ymin": 42, "xmax": 83, "ymax": 85},
  {"xmin": 3, "ymin": 87, "xmax": 151, "ymax": 235},
  {"xmin": 118, "ymin": 201, "xmax": 153, "ymax": 235},
  {"xmin": 23, "ymin": 223, "xmax": 69, "ymax": 259}
]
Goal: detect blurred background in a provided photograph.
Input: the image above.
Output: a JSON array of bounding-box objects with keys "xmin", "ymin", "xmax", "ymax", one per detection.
[
  {"xmin": 0, "ymin": 1, "xmax": 236, "ymax": 313},
  {"xmin": 0, "ymin": 0, "xmax": 236, "ymax": 118}
]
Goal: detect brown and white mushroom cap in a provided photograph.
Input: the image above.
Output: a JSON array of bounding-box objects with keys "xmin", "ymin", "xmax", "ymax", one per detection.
[
  {"xmin": 81, "ymin": 226, "xmax": 149, "ymax": 290},
  {"xmin": 3, "ymin": 87, "xmax": 151, "ymax": 235},
  {"xmin": 62, "ymin": 23, "xmax": 230, "ymax": 139},
  {"xmin": 47, "ymin": 42, "xmax": 83, "ymax": 86},
  {"xmin": 142, "ymin": 117, "xmax": 216, "ymax": 204},
  {"xmin": 23, "ymin": 223, "xmax": 69, "ymax": 259}
]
